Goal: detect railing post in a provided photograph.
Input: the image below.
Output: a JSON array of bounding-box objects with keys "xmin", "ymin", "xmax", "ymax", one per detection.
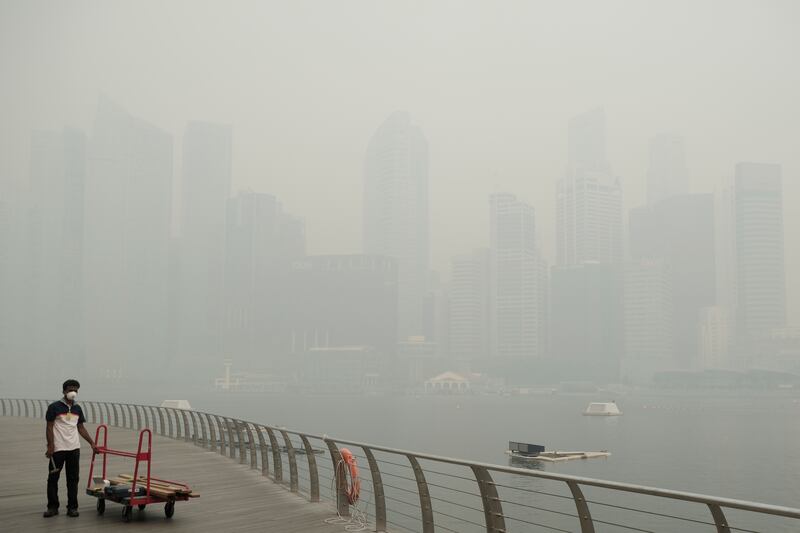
[
  {"xmin": 300, "ymin": 435, "xmax": 319, "ymax": 502},
  {"xmin": 134, "ymin": 404, "xmax": 142, "ymax": 430},
  {"xmin": 707, "ymin": 503, "xmax": 732, "ymax": 533},
  {"xmin": 407, "ymin": 455, "xmax": 434, "ymax": 533},
  {"xmin": 244, "ymin": 423, "xmax": 257, "ymax": 470},
  {"xmin": 225, "ymin": 418, "xmax": 237, "ymax": 459},
  {"xmin": 15, "ymin": 398, "xmax": 22, "ymax": 416},
  {"xmin": 173, "ymin": 409, "xmax": 183, "ymax": 439},
  {"xmin": 1, "ymin": 398, "xmax": 6, "ymax": 416},
  {"xmin": 154, "ymin": 406, "xmax": 163, "ymax": 433},
  {"xmin": 279, "ymin": 430, "xmax": 299, "ymax": 493},
  {"xmin": 363, "ymin": 446, "xmax": 387, "ymax": 532},
  {"xmin": 119, "ymin": 403, "xmax": 128, "ymax": 428},
  {"xmin": 179, "ymin": 409, "xmax": 190, "ymax": 442},
  {"xmin": 111, "ymin": 403, "xmax": 120, "ymax": 427},
  {"xmin": 23, "ymin": 398, "xmax": 30, "ymax": 418},
  {"xmin": 324, "ymin": 439, "xmax": 349, "ymax": 517},
  {"xmin": 188, "ymin": 411, "xmax": 200, "ymax": 446},
  {"xmin": 255, "ymin": 425, "xmax": 270, "ymax": 477},
  {"xmin": 203, "ymin": 412, "xmax": 216, "ymax": 451},
  {"xmin": 164, "ymin": 407, "xmax": 175, "ymax": 437},
  {"xmin": 214, "ymin": 415, "xmax": 228, "ymax": 456},
  {"xmin": 142, "ymin": 405, "xmax": 151, "ymax": 431},
  {"xmin": 141, "ymin": 404, "xmax": 151, "ymax": 429},
  {"xmin": 471, "ymin": 465, "xmax": 506, "ymax": 533},
  {"xmin": 265, "ymin": 427, "xmax": 283, "ymax": 483},
  {"xmin": 235, "ymin": 420, "xmax": 247, "ymax": 464},
  {"xmin": 158, "ymin": 406, "xmax": 167, "ymax": 435},
  {"xmin": 153, "ymin": 405, "xmax": 161, "ymax": 431},
  {"xmin": 566, "ymin": 481, "xmax": 596, "ymax": 533}
]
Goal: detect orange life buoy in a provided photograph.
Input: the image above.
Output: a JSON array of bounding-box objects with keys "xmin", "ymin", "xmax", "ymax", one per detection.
[{"xmin": 338, "ymin": 448, "xmax": 361, "ymax": 505}]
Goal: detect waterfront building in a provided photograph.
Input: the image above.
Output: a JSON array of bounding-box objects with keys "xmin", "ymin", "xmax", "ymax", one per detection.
[{"xmin": 363, "ymin": 112, "xmax": 429, "ymax": 341}]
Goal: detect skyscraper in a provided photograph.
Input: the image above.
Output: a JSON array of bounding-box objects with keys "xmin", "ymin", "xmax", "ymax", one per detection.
[
  {"xmin": 28, "ymin": 128, "xmax": 87, "ymax": 378},
  {"xmin": 550, "ymin": 262, "xmax": 623, "ymax": 381},
  {"xmin": 224, "ymin": 191, "xmax": 305, "ymax": 369},
  {"xmin": 647, "ymin": 133, "xmax": 689, "ymax": 206},
  {"xmin": 363, "ymin": 112, "xmax": 429, "ymax": 341},
  {"xmin": 629, "ymin": 193, "xmax": 716, "ymax": 369},
  {"xmin": 699, "ymin": 306, "xmax": 730, "ymax": 369},
  {"xmin": 83, "ymin": 97, "xmax": 173, "ymax": 380},
  {"xmin": 0, "ymin": 188, "xmax": 36, "ymax": 383},
  {"xmin": 623, "ymin": 259, "xmax": 673, "ymax": 383},
  {"xmin": 490, "ymin": 193, "xmax": 547, "ymax": 359},
  {"xmin": 0, "ymin": 200, "xmax": 9, "ymax": 363},
  {"xmin": 284, "ymin": 254, "xmax": 398, "ymax": 356},
  {"xmin": 567, "ymin": 107, "xmax": 608, "ymax": 172},
  {"xmin": 557, "ymin": 108, "xmax": 623, "ymax": 266},
  {"xmin": 448, "ymin": 248, "xmax": 491, "ymax": 364},
  {"xmin": 178, "ymin": 121, "xmax": 232, "ymax": 368},
  {"xmin": 733, "ymin": 163, "xmax": 786, "ymax": 341}
]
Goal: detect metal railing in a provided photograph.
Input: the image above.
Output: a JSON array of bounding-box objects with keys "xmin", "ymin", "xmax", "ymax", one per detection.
[{"xmin": 3, "ymin": 397, "xmax": 799, "ymax": 532}]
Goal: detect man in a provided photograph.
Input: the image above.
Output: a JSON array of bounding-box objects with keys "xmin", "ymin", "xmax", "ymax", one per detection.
[{"xmin": 44, "ymin": 379, "xmax": 99, "ymax": 518}]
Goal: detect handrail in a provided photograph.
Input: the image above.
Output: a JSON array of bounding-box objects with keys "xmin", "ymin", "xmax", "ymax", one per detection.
[{"xmin": 3, "ymin": 397, "xmax": 799, "ymax": 533}]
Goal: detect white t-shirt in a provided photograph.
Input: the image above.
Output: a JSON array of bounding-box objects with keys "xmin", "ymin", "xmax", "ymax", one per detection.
[{"xmin": 46, "ymin": 400, "xmax": 85, "ymax": 452}]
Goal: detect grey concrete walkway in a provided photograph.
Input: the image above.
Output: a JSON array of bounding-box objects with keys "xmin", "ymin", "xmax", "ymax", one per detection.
[{"xmin": 0, "ymin": 417, "xmax": 345, "ymax": 532}]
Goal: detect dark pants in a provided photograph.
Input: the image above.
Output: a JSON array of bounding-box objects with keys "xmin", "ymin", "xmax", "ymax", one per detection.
[{"xmin": 47, "ymin": 449, "xmax": 80, "ymax": 510}]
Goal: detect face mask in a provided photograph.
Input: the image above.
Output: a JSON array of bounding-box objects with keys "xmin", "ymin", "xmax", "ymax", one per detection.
[{"xmin": 65, "ymin": 391, "xmax": 78, "ymax": 401}]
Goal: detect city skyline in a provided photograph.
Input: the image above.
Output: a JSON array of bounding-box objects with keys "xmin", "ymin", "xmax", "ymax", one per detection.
[
  {"xmin": 0, "ymin": 97, "xmax": 796, "ymax": 383},
  {"xmin": 1, "ymin": 1, "xmax": 798, "ymax": 393},
  {"xmin": 2, "ymin": 2, "xmax": 798, "ymax": 327}
]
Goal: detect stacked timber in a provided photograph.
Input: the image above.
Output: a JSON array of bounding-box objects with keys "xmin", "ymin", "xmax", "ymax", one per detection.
[{"xmin": 106, "ymin": 474, "xmax": 199, "ymax": 499}]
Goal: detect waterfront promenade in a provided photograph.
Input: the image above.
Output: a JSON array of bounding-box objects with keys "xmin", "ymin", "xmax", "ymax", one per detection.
[
  {"xmin": 0, "ymin": 417, "xmax": 342, "ymax": 532},
  {"xmin": 4, "ymin": 398, "xmax": 800, "ymax": 533}
]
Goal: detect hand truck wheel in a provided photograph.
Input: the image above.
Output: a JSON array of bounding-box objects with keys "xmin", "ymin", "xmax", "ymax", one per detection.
[
  {"xmin": 138, "ymin": 504, "xmax": 146, "ymax": 511},
  {"xmin": 164, "ymin": 501, "xmax": 175, "ymax": 518},
  {"xmin": 122, "ymin": 505, "xmax": 132, "ymax": 522},
  {"xmin": 96, "ymin": 498, "xmax": 105, "ymax": 515}
]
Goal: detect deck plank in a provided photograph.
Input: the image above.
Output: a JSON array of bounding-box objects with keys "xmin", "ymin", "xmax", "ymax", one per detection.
[{"xmin": 0, "ymin": 417, "xmax": 349, "ymax": 532}]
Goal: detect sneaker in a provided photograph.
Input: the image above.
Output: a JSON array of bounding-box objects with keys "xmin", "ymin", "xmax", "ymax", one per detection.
[
  {"xmin": 43, "ymin": 509, "xmax": 59, "ymax": 518},
  {"xmin": 66, "ymin": 509, "xmax": 79, "ymax": 517}
]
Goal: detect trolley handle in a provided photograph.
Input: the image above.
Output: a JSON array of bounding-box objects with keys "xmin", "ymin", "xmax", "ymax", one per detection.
[{"xmin": 87, "ymin": 424, "xmax": 109, "ymax": 490}]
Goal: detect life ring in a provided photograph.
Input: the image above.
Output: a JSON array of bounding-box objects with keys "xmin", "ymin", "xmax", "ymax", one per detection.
[{"xmin": 338, "ymin": 448, "xmax": 361, "ymax": 505}]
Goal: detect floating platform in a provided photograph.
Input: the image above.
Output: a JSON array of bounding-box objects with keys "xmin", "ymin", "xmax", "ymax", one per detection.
[
  {"xmin": 583, "ymin": 402, "xmax": 622, "ymax": 416},
  {"xmin": 507, "ymin": 450, "xmax": 611, "ymax": 462}
]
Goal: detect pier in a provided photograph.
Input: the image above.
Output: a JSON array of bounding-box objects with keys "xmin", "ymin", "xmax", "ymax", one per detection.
[{"xmin": 3, "ymin": 398, "xmax": 800, "ymax": 532}]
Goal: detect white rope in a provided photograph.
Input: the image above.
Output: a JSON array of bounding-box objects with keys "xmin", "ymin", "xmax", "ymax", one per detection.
[{"xmin": 324, "ymin": 459, "xmax": 370, "ymax": 532}]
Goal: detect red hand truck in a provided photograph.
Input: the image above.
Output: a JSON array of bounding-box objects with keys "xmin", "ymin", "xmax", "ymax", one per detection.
[{"xmin": 86, "ymin": 424, "xmax": 194, "ymax": 522}]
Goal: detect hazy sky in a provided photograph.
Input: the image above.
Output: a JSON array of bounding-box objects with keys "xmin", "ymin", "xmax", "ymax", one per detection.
[{"xmin": 1, "ymin": 0, "xmax": 798, "ymax": 322}]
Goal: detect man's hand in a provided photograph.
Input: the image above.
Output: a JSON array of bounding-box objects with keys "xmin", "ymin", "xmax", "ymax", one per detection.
[
  {"xmin": 91, "ymin": 443, "xmax": 100, "ymax": 455},
  {"xmin": 45, "ymin": 445, "xmax": 54, "ymax": 458}
]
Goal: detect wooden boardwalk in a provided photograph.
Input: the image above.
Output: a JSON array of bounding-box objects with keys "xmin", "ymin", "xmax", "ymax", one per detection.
[{"xmin": 0, "ymin": 417, "xmax": 346, "ymax": 532}]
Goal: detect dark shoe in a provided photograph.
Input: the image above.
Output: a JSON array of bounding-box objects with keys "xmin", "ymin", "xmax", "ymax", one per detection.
[
  {"xmin": 43, "ymin": 509, "xmax": 59, "ymax": 517},
  {"xmin": 66, "ymin": 509, "xmax": 79, "ymax": 517}
]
